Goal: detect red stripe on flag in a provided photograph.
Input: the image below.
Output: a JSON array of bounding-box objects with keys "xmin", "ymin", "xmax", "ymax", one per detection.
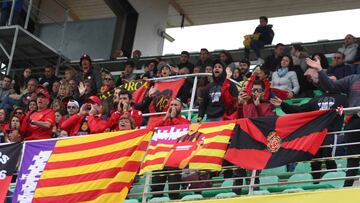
[
  {"xmin": 33, "ymin": 182, "xmax": 131, "ymax": 203},
  {"xmin": 198, "ymin": 120, "xmax": 235, "ymax": 129},
  {"xmin": 53, "ymin": 129, "xmax": 149, "ymax": 154},
  {"xmin": 237, "ymin": 119, "xmax": 268, "ymax": 145},
  {"xmin": 225, "ymin": 148, "xmax": 271, "ymax": 170},
  {"xmin": 281, "ymin": 129, "xmax": 328, "ymax": 155},
  {"xmin": 190, "ymin": 156, "xmax": 223, "ymax": 164},
  {"xmin": 37, "ymin": 161, "xmax": 140, "ymax": 187},
  {"xmin": 201, "ymin": 142, "xmax": 229, "ymax": 150},
  {"xmin": 142, "ymin": 158, "xmax": 165, "ymax": 167},
  {"xmin": 276, "ymin": 110, "xmax": 329, "ymax": 139},
  {"xmin": 45, "ymin": 141, "xmax": 148, "ymax": 170},
  {"xmin": 0, "ymin": 176, "xmax": 12, "ymax": 203}
]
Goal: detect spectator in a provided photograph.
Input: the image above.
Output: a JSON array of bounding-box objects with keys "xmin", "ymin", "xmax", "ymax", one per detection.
[
  {"xmin": 197, "ymin": 60, "xmax": 238, "ymax": 122},
  {"xmin": 236, "ymin": 59, "xmax": 252, "ymax": 82},
  {"xmin": 150, "ymin": 98, "xmax": 190, "ymax": 128},
  {"xmin": 160, "ymin": 64, "xmax": 172, "ymax": 77},
  {"xmin": 241, "ymin": 80, "xmax": 274, "ymax": 118},
  {"xmin": 60, "ymin": 96, "xmax": 108, "ymax": 136},
  {"xmin": 39, "ymin": 65, "xmax": 59, "ymax": 92},
  {"xmin": 78, "ymin": 80, "xmax": 96, "ymax": 105},
  {"xmin": 195, "ymin": 48, "xmax": 213, "ymax": 71},
  {"xmin": 0, "ymin": 108, "xmax": 8, "ymax": 134},
  {"xmin": 141, "ymin": 60, "xmax": 158, "ymax": 79},
  {"xmin": 244, "ymin": 16, "xmax": 275, "ymax": 64},
  {"xmin": 271, "ymin": 55, "xmax": 300, "ymax": 99},
  {"xmin": 219, "ymin": 50, "xmax": 236, "ymax": 71},
  {"xmin": 63, "ymin": 66, "xmax": 77, "ymax": 83},
  {"xmin": 121, "ymin": 60, "xmax": 138, "ymax": 82},
  {"xmin": 20, "ymin": 86, "xmax": 55, "ymax": 140},
  {"xmin": 193, "ymin": 65, "xmax": 201, "ymax": 74},
  {"xmin": 51, "ymin": 98, "xmax": 63, "ymax": 117},
  {"xmin": 118, "ymin": 114, "xmax": 135, "ymax": 131},
  {"xmin": 26, "ymin": 100, "xmax": 37, "ymax": 113},
  {"xmin": 66, "ymin": 100, "xmax": 80, "ymax": 118},
  {"xmin": 19, "ymin": 78, "xmax": 38, "ymax": 108},
  {"xmin": 263, "ymin": 43, "xmax": 285, "ymax": 72},
  {"xmin": 79, "ymin": 54, "xmax": 101, "ymax": 92},
  {"xmin": 270, "ymin": 75, "xmax": 348, "ymax": 181},
  {"xmin": 306, "ymin": 57, "xmax": 360, "ymax": 187},
  {"xmin": 327, "ymin": 52, "xmax": 353, "ymax": 80},
  {"xmin": 100, "ymin": 73, "xmax": 116, "ymax": 118},
  {"xmin": 4, "ymin": 115, "xmax": 22, "ymax": 143},
  {"xmin": 68, "ymin": 79, "xmax": 80, "ymax": 100},
  {"xmin": 132, "ymin": 49, "xmax": 142, "ymax": 69},
  {"xmin": 178, "ymin": 51, "xmax": 194, "ymax": 73},
  {"xmin": 291, "ymin": 44, "xmax": 309, "ymax": 72},
  {"xmin": 108, "ymin": 89, "xmax": 142, "ymax": 130},
  {"xmin": 0, "ymin": 75, "xmax": 13, "ymax": 104},
  {"xmin": 13, "ymin": 67, "xmax": 32, "ymax": 95},
  {"xmin": 51, "ymin": 80, "xmax": 61, "ymax": 99},
  {"xmin": 52, "ymin": 111, "xmax": 63, "ymax": 138},
  {"xmin": 246, "ymin": 66, "xmax": 271, "ymax": 101},
  {"xmin": 338, "ymin": 34, "xmax": 358, "ymax": 63}
]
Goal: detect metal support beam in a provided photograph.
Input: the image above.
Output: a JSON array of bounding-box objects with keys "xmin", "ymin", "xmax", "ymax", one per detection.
[
  {"xmin": 7, "ymin": 0, "xmax": 16, "ymax": 26},
  {"xmin": 24, "ymin": 0, "xmax": 33, "ymax": 30},
  {"xmin": 6, "ymin": 26, "xmax": 19, "ymax": 75},
  {"xmin": 169, "ymin": 0, "xmax": 194, "ymax": 26},
  {"xmin": 0, "ymin": 43, "xmax": 10, "ymax": 58}
]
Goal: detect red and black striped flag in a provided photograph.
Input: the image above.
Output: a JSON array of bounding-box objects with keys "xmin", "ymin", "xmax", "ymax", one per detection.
[
  {"xmin": 0, "ymin": 143, "xmax": 22, "ymax": 202},
  {"xmin": 225, "ymin": 110, "xmax": 338, "ymax": 170}
]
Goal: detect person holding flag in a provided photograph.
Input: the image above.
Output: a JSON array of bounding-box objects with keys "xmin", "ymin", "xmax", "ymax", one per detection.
[{"xmin": 306, "ymin": 57, "xmax": 360, "ymax": 187}]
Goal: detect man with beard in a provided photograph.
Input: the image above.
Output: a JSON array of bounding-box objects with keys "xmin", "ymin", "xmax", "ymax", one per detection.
[
  {"xmin": 151, "ymin": 98, "xmax": 190, "ymax": 127},
  {"xmin": 197, "ymin": 60, "xmax": 238, "ymax": 122},
  {"xmin": 20, "ymin": 86, "xmax": 55, "ymax": 140}
]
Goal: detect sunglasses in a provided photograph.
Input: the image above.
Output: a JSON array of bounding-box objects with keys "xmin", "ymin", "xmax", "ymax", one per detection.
[
  {"xmin": 252, "ymin": 88, "xmax": 264, "ymax": 93},
  {"xmin": 67, "ymin": 106, "xmax": 78, "ymax": 109},
  {"xmin": 15, "ymin": 111, "xmax": 23, "ymax": 115}
]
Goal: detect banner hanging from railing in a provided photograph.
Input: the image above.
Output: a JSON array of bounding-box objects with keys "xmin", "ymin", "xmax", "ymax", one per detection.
[
  {"xmin": 12, "ymin": 129, "xmax": 152, "ymax": 203},
  {"xmin": 0, "ymin": 143, "xmax": 22, "ymax": 203}
]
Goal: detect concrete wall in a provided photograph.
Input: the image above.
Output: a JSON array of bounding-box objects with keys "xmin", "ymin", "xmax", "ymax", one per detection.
[
  {"xmin": 37, "ymin": 18, "xmax": 116, "ymax": 60},
  {"xmin": 129, "ymin": 0, "xmax": 169, "ymax": 57}
]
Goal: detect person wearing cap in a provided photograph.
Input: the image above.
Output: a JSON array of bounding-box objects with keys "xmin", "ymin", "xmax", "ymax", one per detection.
[
  {"xmin": 148, "ymin": 98, "xmax": 190, "ymax": 128},
  {"xmin": 197, "ymin": 60, "xmax": 238, "ymax": 122},
  {"xmin": 178, "ymin": 51, "xmax": 194, "ymax": 73},
  {"xmin": 107, "ymin": 89, "xmax": 142, "ymax": 130},
  {"xmin": 60, "ymin": 96, "xmax": 108, "ymax": 136},
  {"xmin": 19, "ymin": 86, "xmax": 55, "ymax": 140},
  {"xmin": 66, "ymin": 100, "xmax": 80, "ymax": 118},
  {"xmin": 79, "ymin": 54, "xmax": 101, "ymax": 92}
]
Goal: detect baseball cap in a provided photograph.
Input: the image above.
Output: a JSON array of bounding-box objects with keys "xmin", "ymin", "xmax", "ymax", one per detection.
[
  {"xmin": 85, "ymin": 96, "xmax": 101, "ymax": 105},
  {"xmin": 67, "ymin": 100, "xmax": 80, "ymax": 108},
  {"xmin": 36, "ymin": 85, "xmax": 50, "ymax": 99}
]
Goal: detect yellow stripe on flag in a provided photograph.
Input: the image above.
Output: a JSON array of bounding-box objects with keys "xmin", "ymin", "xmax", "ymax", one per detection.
[
  {"xmin": 49, "ymin": 135, "xmax": 144, "ymax": 162},
  {"xmin": 143, "ymin": 152, "xmax": 169, "ymax": 161},
  {"xmin": 41, "ymin": 151, "xmax": 145, "ymax": 179},
  {"xmin": 140, "ymin": 164, "xmax": 164, "ymax": 175},
  {"xmin": 34, "ymin": 171, "xmax": 135, "ymax": 198},
  {"xmin": 194, "ymin": 149, "xmax": 226, "ymax": 158},
  {"xmin": 79, "ymin": 187, "xmax": 129, "ymax": 203},
  {"xmin": 56, "ymin": 130, "xmax": 134, "ymax": 147},
  {"xmin": 198, "ymin": 123, "xmax": 235, "ymax": 134},
  {"xmin": 189, "ymin": 163, "xmax": 221, "ymax": 171},
  {"xmin": 204, "ymin": 135, "xmax": 231, "ymax": 144},
  {"xmin": 148, "ymin": 144, "xmax": 174, "ymax": 150}
]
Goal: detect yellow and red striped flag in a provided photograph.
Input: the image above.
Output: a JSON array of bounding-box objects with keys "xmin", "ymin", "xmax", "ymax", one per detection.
[
  {"xmin": 164, "ymin": 120, "xmax": 235, "ymax": 171},
  {"xmin": 14, "ymin": 129, "xmax": 152, "ymax": 203},
  {"xmin": 189, "ymin": 120, "xmax": 235, "ymax": 170}
]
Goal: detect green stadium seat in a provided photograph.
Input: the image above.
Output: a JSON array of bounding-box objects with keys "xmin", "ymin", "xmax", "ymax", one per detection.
[
  {"xmin": 202, "ymin": 179, "xmax": 233, "ymax": 197},
  {"xmin": 259, "ymin": 176, "xmax": 279, "ymax": 190},
  {"xmin": 294, "ymin": 162, "xmax": 311, "ymax": 173},
  {"xmin": 335, "ymin": 159, "xmax": 347, "ymax": 170},
  {"xmin": 149, "ymin": 196, "xmax": 171, "ymax": 202},
  {"xmin": 124, "ymin": 199, "xmax": 139, "ymax": 203},
  {"xmin": 215, "ymin": 192, "xmax": 237, "ymax": 198},
  {"xmin": 287, "ymin": 173, "xmax": 313, "ymax": 188},
  {"xmin": 180, "ymin": 191, "xmax": 195, "ymax": 198},
  {"xmin": 260, "ymin": 166, "xmax": 287, "ymax": 176},
  {"xmin": 320, "ymin": 171, "xmax": 346, "ymax": 188},
  {"xmin": 313, "ymin": 90, "xmax": 323, "ymax": 97},
  {"xmin": 275, "ymin": 98, "xmax": 311, "ymax": 116},
  {"xmin": 181, "ymin": 194, "xmax": 204, "ymax": 200}
]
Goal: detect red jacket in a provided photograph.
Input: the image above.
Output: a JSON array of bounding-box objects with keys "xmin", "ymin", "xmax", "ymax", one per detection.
[
  {"xmin": 148, "ymin": 115, "xmax": 190, "ymax": 129},
  {"xmin": 246, "ymin": 75, "xmax": 271, "ymax": 101},
  {"xmin": 60, "ymin": 114, "xmax": 108, "ymax": 136},
  {"xmin": 20, "ymin": 109, "xmax": 55, "ymax": 140},
  {"xmin": 107, "ymin": 109, "xmax": 143, "ymax": 130},
  {"xmin": 221, "ymin": 79, "xmax": 238, "ymax": 120}
]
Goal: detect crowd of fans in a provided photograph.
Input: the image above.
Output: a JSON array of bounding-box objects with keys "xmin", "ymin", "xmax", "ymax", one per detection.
[{"xmin": 0, "ymin": 16, "xmax": 360, "ymax": 197}]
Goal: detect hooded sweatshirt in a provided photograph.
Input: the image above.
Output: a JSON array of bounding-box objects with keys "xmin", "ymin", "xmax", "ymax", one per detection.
[{"xmin": 198, "ymin": 62, "xmax": 238, "ymax": 119}]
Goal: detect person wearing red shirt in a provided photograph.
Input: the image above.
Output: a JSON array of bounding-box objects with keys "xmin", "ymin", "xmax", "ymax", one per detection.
[
  {"xmin": 149, "ymin": 98, "xmax": 190, "ymax": 128},
  {"xmin": 20, "ymin": 86, "xmax": 55, "ymax": 140},
  {"xmin": 107, "ymin": 89, "xmax": 142, "ymax": 130},
  {"xmin": 60, "ymin": 96, "xmax": 108, "ymax": 136}
]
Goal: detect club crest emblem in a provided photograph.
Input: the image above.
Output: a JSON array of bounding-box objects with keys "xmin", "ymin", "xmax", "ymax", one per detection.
[{"xmin": 266, "ymin": 131, "xmax": 282, "ymax": 153}]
